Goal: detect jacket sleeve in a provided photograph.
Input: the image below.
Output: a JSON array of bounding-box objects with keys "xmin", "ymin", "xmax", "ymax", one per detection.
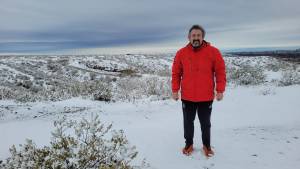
[
  {"xmin": 213, "ymin": 48, "xmax": 226, "ymax": 93},
  {"xmin": 171, "ymin": 51, "xmax": 183, "ymax": 93}
]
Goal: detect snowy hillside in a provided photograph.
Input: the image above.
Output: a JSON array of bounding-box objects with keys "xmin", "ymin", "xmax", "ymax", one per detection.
[{"xmin": 0, "ymin": 54, "xmax": 299, "ymax": 169}]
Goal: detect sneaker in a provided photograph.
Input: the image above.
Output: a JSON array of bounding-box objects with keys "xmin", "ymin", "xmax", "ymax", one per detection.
[
  {"xmin": 182, "ymin": 144, "xmax": 194, "ymax": 155},
  {"xmin": 203, "ymin": 145, "xmax": 214, "ymax": 157}
]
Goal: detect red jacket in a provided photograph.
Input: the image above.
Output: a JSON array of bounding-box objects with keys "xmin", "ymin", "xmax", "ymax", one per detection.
[{"xmin": 171, "ymin": 41, "xmax": 226, "ymax": 102}]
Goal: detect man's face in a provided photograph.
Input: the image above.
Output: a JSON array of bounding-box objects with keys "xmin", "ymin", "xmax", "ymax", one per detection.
[{"xmin": 188, "ymin": 29, "xmax": 203, "ymax": 48}]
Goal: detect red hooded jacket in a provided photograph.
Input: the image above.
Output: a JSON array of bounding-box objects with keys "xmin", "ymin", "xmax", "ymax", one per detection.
[{"xmin": 171, "ymin": 41, "xmax": 226, "ymax": 102}]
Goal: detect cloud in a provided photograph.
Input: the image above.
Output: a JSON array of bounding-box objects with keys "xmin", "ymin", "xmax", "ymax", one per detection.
[{"xmin": 0, "ymin": 0, "xmax": 299, "ymax": 53}]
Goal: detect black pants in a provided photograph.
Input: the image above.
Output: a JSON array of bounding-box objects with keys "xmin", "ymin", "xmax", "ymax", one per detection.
[{"xmin": 182, "ymin": 99, "xmax": 213, "ymax": 148}]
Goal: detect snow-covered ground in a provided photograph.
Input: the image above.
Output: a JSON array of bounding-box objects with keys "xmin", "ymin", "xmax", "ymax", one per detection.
[
  {"xmin": 1, "ymin": 85, "xmax": 300, "ymax": 169},
  {"xmin": 0, "ymin": 54, "xmax": 299, "ymax": 168}
]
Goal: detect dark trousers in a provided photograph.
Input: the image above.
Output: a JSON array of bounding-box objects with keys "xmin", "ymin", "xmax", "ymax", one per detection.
[{"xmin": 182, "ymin": 99, "xmax": 213, "ymax": 148}]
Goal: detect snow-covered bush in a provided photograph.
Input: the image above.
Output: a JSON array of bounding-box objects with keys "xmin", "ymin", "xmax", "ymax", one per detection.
[
  {"xmin": 258, "ymin": 87, "xmax": 276, "ymax": 95},
  {"xmin": 70, "ymin": 69, "xmax": 79, "ymax": 77},
  {"xmin": 155, "ymin": 66, "xmax": 171, "ymax": 77},
  {"xmin": 47, "ymin": 59, "xmax": 62, "ymax": 73},
  {"xmin": 10, "ymin": 79, "xmax": 112, "ymax": 103},
  {"xmin": 89, "ymin": 72, "xmax": 97, "ymax": 80},
  {"xmin": 144, "ymin": 77, "xmax": 171, "ymax": 99},
  {"xmin": 15, "ymin": 89, "xmax": 36, "ymax": 102},
  {"xmin": 58, "ymin": 80, "xmax": 113, "ymax": 101},
  {"xmin": 114, "ymin": 76, "xmax": 171, "ymax": 102},
  {"xmin": 16, "ymin": 80, "xmax": 33, "ymax": 89},
  {"xmin": 278, "ymin": 69, "xmax": 300, "ymax": 86},
  {"xmin": 265, "ymin": 58, "xmax": 296, "ymax": 73},
  {"xmin": 114, "ymin": 77, "xmax": 140, "ymax": 101},
  {"xmin": 227, "ymin": 63, "xmax": 266, "ymax": 86},
  {"xmin": 265, "ymin": 62, "xmax": 280, "ymax": 72},
  {"xmin": 57, "ymin": 58, "xmax": 70, "ymax": 66},
  {"xmin": 119, "ymin": 69, "xmax": 138, "ymax": 77},
  {"xmin": 92, "ymin": 84, "xmax": 112, "ymax": 102},
  {"xmin": 0, "ymin": 86, "xmax": 15, "ymax": 100},
  {"xmin": 0, "ymin": 115, "xmax": 141, "ymax": 169}
]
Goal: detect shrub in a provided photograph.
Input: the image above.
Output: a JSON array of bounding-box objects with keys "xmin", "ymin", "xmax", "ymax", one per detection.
[
  {"xmin": 119, "ymin": 69, "xmax": 138, "ymax": 77},
  {"xmin": 0, "ymin": 115, "xmax": 140, "ymax": 169},
  {"xmin": 227, "ymin": 64, "xmax": 266, "ymax": 86},
  {"xmin": 258, "ymin": 87, "xmax": 276, "ymax": 96},
  {"xmin": 114, "ymin": 76, "xmax": 171, "ymax": 101},
  {"xmin": 47, "ymin": 59, "xmax": 62, "ymax": 72},
  {"xmin": 278, "ymin": 69, "xmax": 300, "ymax": 86},
  {"xmin": 0, "ymin": 86, "xmax": 15, "ymax": 100},
  {"xmin": 10, "ymin": 80, "xmax": 113, "ymax": 103}
]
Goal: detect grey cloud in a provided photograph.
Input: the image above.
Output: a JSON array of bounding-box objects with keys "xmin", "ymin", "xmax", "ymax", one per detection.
[{"xmin": 0, "ymin": 0, "xmax": 299, "ymax": 52}]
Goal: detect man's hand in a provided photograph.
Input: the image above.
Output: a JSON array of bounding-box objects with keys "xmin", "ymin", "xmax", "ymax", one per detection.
[
  {"xmin": 215, "ymin": 92, "xmax": 224, "ymax": 101},
  {"xmin": 172, "ymin": 92, "xmax": 179, "ymax": 101}
]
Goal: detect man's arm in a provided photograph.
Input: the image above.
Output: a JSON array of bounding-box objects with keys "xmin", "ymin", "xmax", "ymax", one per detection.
[
  {"xmin": 171, "ymin": 51, "xmax": 183, "ymax": 100},
  {"xmin": 213, "ymin": 48, "xmax": 226, "ymax": 100}
]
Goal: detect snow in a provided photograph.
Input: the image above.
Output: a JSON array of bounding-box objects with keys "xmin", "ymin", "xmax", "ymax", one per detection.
[
  {"xmin": 265, "ymin": 70, "xmax": 282, "ymax": 82},
  {"xmin": 1, "ymin": 85, "xmax": 300, "ymax": 169},
  {"xmin": 0, "ymin": 53, "xmax": 299, "ymax": 168}
]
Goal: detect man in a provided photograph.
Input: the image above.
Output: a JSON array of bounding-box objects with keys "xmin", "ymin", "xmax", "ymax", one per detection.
[{"xmin": 171, "ymin": 24, "xmax": 226, "ymax": 157}]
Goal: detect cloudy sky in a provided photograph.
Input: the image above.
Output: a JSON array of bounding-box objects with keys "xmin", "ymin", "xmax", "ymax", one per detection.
[{"xmin": 0, "ymin": 0, "xmax": 299, "ymax": 54}]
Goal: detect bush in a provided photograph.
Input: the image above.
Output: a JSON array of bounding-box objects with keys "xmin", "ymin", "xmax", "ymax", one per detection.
[
  {"xmin": 278, "ymin": 69, "xmax": 300, "ymax": 86},
  {"xmin": 114, "ymin": 76, "xmax": 171, "ymax": 102},
  {"xmin": 154, "ymin": 66, "xmax": 171, "ymax": 77},
  {"xmin": 119, "ymin": 69, "xmax": 138, "ymax": 77},
  {"xmin": 258, "ymin": 87, "xmax": 276, "ymax": 96},
  {"xmin": 0, "ymin": 86, "xmax": 15, "ymax": 100},
  {"xmin": 93, "ymin": 85, "xmax": 112, "ymax": 102},
  {"xmin": 47, "ymin": 59, "xmax": 62, "ymax": 73},
  {"xmin": 0, "ymin": 115, "xmax": 140, "ymax": 169},
  {"xmin": 227, "ymin": 64, "xmax": 266, "ymax": 86},
  {"xmin": 9, "ymin": 79, "xmax": 113, "ymax": 103},
  {"xmin": 89, "ymin": 72, "xmax": 97, "ymax": 80}
]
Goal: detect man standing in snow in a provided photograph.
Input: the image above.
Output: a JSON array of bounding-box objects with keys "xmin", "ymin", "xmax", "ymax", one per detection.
[{"xmin": 171, "ymin": 25, "xmax": 226, "ymax": 157}]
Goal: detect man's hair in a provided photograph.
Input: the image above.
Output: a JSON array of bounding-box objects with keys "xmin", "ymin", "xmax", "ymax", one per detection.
[{"xmin": 188, "ymin": 24, "xmax": 205, "ymax": 38}]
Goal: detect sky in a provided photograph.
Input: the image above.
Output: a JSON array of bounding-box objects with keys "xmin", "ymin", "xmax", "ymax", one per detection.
[{"xmin": 0, "ymin": 0, "xmax": 299, "ymax": 54}]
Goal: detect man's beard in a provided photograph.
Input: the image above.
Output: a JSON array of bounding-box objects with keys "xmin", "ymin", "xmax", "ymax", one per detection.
[{"xmin": 192, "ymin": 40, "xmax": 201, "ymax": 48}]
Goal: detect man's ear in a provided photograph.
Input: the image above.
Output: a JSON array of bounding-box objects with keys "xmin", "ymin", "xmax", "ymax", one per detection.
[{"xmin": 187, "ymin": 33, "xmax": 191, "ymax": 40}]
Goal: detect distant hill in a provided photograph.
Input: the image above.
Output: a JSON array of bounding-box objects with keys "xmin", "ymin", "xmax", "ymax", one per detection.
[{"xmin": 226, "ymin": 48, "xmax": 300, "ymax": 63}]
